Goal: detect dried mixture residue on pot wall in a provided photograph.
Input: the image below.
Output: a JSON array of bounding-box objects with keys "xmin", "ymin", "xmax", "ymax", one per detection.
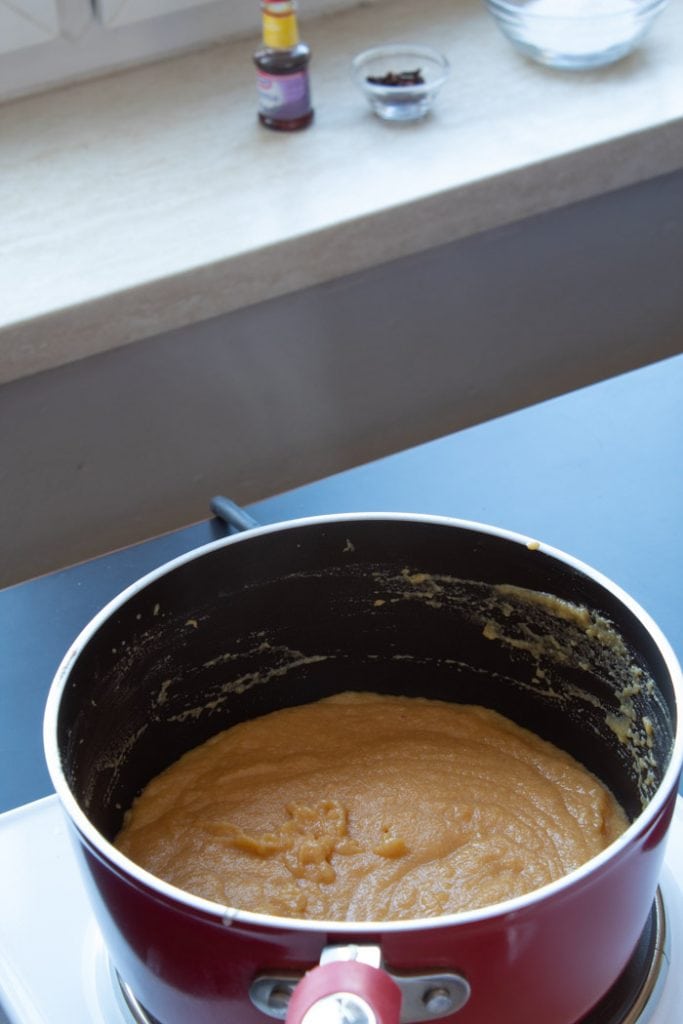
[{"xmin": 371, "ymin": 569, "xmax": 669, "ymax": 808}]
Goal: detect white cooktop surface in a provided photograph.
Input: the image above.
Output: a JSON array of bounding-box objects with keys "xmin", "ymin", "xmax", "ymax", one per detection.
[{"xmin": 1, "ymin": 795, "xmax": 682, "ymax": 1023}]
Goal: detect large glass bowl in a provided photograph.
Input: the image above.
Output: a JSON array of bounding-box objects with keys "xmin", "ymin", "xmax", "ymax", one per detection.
[{"xmin": 484, "ymin": 0, "xmax": 668, "ymax": 70}]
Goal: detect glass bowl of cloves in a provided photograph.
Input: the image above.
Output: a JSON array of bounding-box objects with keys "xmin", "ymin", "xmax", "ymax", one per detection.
[{"xmin": 352, "ymin": 44, "xmax": 450, "ymax": 122}]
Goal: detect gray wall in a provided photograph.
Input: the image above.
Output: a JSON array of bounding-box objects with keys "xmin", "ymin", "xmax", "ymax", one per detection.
[{"xmin": 2, "ymin": 170, "xmax": 682, "ymax": 588}]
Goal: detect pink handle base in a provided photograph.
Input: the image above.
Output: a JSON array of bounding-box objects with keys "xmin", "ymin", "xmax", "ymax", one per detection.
[{"xmin": 285, "ymin": 959, "xmax": 402, "ymax": 1024}]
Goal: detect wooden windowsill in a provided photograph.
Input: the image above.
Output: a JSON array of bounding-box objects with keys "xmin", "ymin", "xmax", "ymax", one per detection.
[{"xmin": 2, "ymin": 0, "xmax": 682, "ymax": 384}]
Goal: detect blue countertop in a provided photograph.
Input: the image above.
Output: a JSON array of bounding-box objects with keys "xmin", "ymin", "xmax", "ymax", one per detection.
[{"xmin": 2, "ymin": 354, "xmax": 682, "ymax": 813}]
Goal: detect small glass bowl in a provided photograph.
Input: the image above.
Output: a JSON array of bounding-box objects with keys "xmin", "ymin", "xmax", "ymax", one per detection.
[
  {"xmin": 352, "ymin": 45, "xmax": 450, "ymax": 122},
  {"xmin": 484, "ymin": 0, "xmax": 668, "ymax": 70}
]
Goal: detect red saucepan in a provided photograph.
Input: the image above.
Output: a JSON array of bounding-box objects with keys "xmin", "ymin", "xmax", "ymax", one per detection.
[{"xmin": 43, "ymin": 512, "xmax": 682, "ymax": 1024}]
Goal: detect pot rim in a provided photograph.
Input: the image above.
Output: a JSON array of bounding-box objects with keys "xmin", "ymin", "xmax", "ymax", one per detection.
[{"xmin": 43, "ymin": 511, "xmax": 683, "ymax": 934}]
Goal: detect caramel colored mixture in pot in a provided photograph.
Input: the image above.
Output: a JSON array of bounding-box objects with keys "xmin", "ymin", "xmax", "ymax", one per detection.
[{"xmin": 115, "ymin": 693, "xmax": 628, "ymax": 921}]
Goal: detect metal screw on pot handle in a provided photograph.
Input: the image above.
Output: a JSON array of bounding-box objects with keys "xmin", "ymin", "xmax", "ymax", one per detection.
[
  {"xmin": 299, "ymin": 992, "xmax": 380, "ymax": 1024},
  {"xmin": 285, "ymin": 946, "xmax": 401, "ymax": 1024}
]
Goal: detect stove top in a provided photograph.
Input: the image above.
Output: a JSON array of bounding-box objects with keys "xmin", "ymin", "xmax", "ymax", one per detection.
[{"xmin": 1, "ymin": 797, "xmax": 682, "ymax": 1024}]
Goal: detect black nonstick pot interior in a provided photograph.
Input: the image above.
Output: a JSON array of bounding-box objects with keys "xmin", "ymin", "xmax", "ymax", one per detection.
[{"xmin": 54, "ymin": 517, "xmax": 676, "ymax": 841}]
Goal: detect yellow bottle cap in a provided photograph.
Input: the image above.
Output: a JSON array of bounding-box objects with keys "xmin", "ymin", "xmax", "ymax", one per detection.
[{"xmin": 262, "ymin": 9, "xmax": 300, "ymax": 49}]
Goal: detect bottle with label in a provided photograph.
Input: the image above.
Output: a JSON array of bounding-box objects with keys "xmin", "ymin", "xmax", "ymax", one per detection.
[{"xmin": 253, "ymin": 1, "xmax": 313, "ymax": 131}]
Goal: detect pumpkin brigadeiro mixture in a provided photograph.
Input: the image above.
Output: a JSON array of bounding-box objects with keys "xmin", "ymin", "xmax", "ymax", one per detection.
[{"xmin": 115, "ymin": 692, "xmax": 627, "ymax": 921}]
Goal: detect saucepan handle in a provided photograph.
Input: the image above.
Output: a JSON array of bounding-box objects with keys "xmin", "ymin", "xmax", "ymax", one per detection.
[
  {"xmin": 210, "ymin": 495, "xmax": 260, "ymax": 533},
  {"xmin": 285, "ymin": 959, "xmax": 402, "ymax": 1024}
]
